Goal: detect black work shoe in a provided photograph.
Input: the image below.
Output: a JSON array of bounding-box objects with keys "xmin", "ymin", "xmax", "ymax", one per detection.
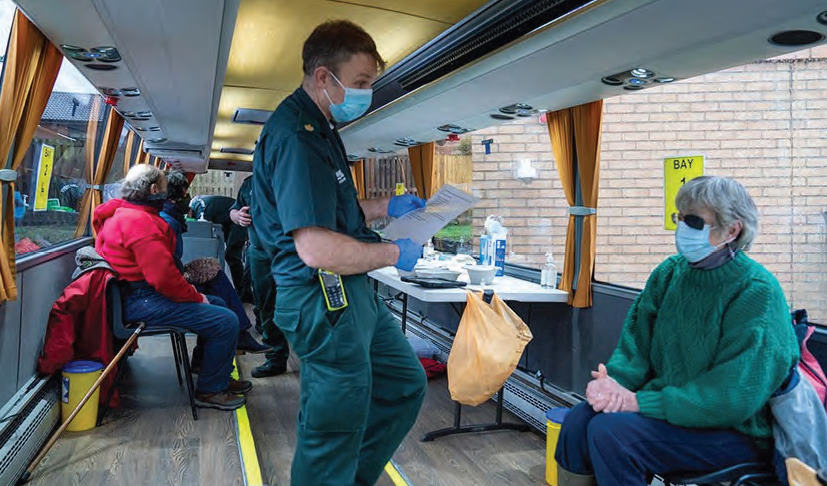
[
  {"xmin": 236, "ymin": 330, "xmax": 271, "ymax": 354},
  {"xmin": 228, "ymin": 378, "xmax": 253, "ymax": 394},
  {"xmin": 251, "ymin": 360, "xmax": 288, "ymax": 378},
  {"xmin": 194, "ymin": 391, "xmax": 246, "ymax": 411}
]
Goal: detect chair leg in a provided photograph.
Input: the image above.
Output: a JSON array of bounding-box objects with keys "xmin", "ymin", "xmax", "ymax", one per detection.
[
  {"xmin": 177, "ymin": 332, "xmax": 198, "ymax": 420},
  {"xmin": 170, "ymin": 332, "xmax": 183, "ymax": 386}
]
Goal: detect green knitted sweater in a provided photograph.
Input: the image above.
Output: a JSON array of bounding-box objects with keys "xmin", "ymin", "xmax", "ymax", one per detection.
[{"xmin": 607, "ymin": 251, "xmax": 799, "ymax": 440}]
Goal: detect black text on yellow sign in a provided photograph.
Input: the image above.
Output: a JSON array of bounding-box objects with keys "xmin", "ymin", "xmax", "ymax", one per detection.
[{"xmin": 664, "ymin": 155, "xmax": 704, "ymax": 230}]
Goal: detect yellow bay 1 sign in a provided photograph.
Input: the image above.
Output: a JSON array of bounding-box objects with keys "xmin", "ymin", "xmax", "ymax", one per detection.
[{"xmin": 663, "ymin": 155, "xmax": 704, "ymax": 230}]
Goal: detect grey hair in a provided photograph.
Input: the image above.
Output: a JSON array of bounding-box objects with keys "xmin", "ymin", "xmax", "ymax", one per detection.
[
  {"xmin": 675, "ymin": 176, "xmax": 759, "ymax": 251},
  {"xmin": 120, "ymin": 164, "xmax": 165, "ymax": 202}
]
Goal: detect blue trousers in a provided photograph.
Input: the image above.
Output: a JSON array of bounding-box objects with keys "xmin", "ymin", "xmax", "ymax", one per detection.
[
  {"xmin": 196, "ymin": 270, "xmax": 252, "ymax": 332},
  {"xmin": 124, "ymin": 287, "xmax": 239, "ymax": 394},
  {"xmin": 555, "ymin": 402, "xmax": 768, "ymax": 486}
]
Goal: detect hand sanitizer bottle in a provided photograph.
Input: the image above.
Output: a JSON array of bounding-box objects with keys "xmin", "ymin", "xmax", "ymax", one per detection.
[{"xmin": 541, "ymin": 252, "xmax": 558, "ymax": 288}]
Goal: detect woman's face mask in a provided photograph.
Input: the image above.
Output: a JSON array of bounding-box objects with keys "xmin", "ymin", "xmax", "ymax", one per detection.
[
  {"xmin": 323, "ymin": 71, "xmax": 372, "ymax": 123},
  {"xmin": 675, "ymin": 214, "xmax": 733, "ymax": 263}
]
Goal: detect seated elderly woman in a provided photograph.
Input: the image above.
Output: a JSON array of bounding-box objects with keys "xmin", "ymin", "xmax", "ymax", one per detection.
[
  {"xmin": 93, "ymin": 164, "xmax": 251, "ymax": 411},
  {"xmin": 160, "ymin": 170, "xmax": 268, "ymax": 355},
  {"xmin": 555, "ymin": 176, "xmax": 799, "ymax": 486}
]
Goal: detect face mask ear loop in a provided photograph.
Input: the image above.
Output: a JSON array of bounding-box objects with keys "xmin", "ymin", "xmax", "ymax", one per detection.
[{"xmin": 323, "ymin": 70, "xmax": 345, "ymax": 107}]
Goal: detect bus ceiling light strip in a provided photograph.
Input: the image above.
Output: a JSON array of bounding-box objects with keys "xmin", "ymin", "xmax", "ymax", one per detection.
[
  {"xmin": 233, "ymin": 108, "xmax": 274, "ymax": 125},
  {"xmin": 219, "ymin": 147, "xmax": 255, "ymax": 155}
]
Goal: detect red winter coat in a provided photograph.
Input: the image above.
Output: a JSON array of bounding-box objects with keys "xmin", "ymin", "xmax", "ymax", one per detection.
[
  {"xmin": 93, "ymin": 199, "xmax": 200, "ymax": 303},
  {"xmin": 37, "ymin": 268, "xmax": 118, "ymax": 406}
]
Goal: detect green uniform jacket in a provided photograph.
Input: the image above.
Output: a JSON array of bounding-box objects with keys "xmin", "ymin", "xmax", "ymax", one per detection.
[{"xmin": 250, "ymin": 87, "xmax": 379, "ymax": 285}]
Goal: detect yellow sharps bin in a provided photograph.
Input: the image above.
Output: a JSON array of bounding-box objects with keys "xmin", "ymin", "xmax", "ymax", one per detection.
[
  {"xmin": 61, "ymin": 360, "xmax": 104, "ymax": 431},
  {"xmin": 545, "ymin": 408, "xmax": 570, "ymax": 485}
]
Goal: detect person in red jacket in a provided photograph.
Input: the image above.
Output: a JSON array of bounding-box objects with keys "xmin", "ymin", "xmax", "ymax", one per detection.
[{"xmin": 94, "ymin": 164, "xmax": 251, "ymax": 411}]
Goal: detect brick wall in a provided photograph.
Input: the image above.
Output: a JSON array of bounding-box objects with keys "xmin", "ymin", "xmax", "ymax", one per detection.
[{"xmin": 469, "ymin": 46, "xmax": 827, "ymax": 322}]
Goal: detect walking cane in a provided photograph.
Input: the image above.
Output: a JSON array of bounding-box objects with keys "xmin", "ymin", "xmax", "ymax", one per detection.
[{"xmin": 18, "ymin": 322, "xmax": 146, "ymax": 484}]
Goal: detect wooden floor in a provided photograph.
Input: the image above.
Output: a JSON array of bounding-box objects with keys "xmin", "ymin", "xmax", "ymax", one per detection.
[
  {"xmin": 239, "ymin": 353, "xmax": 547, "ymax": 486},
  {"xmin": 29, "ymin": 336, "xmax": 243, "ymax": 486}
]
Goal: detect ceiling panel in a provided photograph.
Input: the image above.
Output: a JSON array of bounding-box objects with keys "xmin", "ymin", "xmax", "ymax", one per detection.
[{"xmin": 211, "ymin": 0, "xmax": 487, "ymax": 164}]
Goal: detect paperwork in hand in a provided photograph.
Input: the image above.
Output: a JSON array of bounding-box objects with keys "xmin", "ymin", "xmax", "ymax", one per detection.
[{"xmin": 383, "ymin": 185, "xmax": 479, "ymax": 245}]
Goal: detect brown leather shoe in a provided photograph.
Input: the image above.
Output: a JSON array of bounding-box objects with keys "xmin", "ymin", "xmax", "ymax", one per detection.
[
  {"xmin": 194, "ymin": 391, "xmax": 246, "ymax": 411},
  {"xmin": 229, "ymin": 378, "xmax": 252, "ymax": 394}
]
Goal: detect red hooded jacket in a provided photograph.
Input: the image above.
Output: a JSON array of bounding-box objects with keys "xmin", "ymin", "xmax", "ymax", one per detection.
[
  {"xmin": 93, "ymin": 199, "xmax": 201, "ymax": 303},
  {"xmin": 37, "ymin": 268, "xmax": 118, "ymax": 406}
]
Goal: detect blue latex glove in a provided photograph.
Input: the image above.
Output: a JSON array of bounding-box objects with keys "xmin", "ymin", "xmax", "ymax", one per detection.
[
  {"xmin": 393, "ymin": 238, "xmax": 422, "ymax": 271},
  {"xmin": 388, "ymin": 194, "xmax": 426, "ymax": 218}
]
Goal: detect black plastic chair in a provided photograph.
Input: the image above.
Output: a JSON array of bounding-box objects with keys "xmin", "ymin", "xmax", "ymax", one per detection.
[
  {"xmin": 662, "ymin": 462, "xmax": 779, "ymax": 486},
  {"xmin": 106, "ymin": 280, "xmax": 199, "ymax": 420}
]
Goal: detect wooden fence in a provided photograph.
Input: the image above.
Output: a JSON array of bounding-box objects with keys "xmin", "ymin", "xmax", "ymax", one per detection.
[{"xmin": 363, "ymin": 154, "xmax": 472, "ymax": 199}]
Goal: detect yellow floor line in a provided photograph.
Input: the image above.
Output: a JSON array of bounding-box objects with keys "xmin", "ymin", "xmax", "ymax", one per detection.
[
  {"xmin": 384, "ymin": 460, "xmax": 411, "ymax": 486},
  {"xmin": 233, "ymin": 359, "xmax": 264, "ymax": 486}
]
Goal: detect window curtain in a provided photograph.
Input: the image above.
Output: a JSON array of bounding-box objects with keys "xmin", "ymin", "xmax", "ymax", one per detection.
[
  {"xmin": 407, "ymin": 142, "xmax": 435, "ymax": 199},
  {"xmin": 0, "ymin": 10, "xmax": 62, "ymax": 302},
  {"xmin": 350, "ymin": 159, "xmax": 366, "ymax": 199},
  {"xmin": 75, "ymin": 107, "xmax": 124, "ymax": 237},
  {"xmin": 546, "ymin": 100, "xmax": 603, "ymax": 308},
  {"xmin": 135, "ymin": 140, "xmax": 149, "ymax": 164},
  {"xmin": 122, "ymin": 130, "xmax": 137, "ymax": 176}
]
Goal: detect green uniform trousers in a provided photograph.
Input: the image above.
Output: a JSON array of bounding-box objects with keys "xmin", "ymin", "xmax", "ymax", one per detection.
[
  {"xmin": 248, "ymin": 245, "xmax": 289, "ymax": 364},
  {"xmin": 275, "ymin": 274, "xmax": 427, "ymax": 486}
]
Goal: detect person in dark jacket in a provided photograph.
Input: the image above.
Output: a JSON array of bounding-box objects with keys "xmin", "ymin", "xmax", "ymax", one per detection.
[
  {"xmin": 190, "ymin": 193, "xmax": 248, "ymax": 292},
  {"xmin": 94, "ymin": 164, "xmax": 251, "ymax": 411},
  {"xmin": 161, "ymin": 171, "xmax": 268, "ymax": 353}
]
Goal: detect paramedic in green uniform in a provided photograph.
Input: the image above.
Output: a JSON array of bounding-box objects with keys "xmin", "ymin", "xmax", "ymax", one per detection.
[
  {"xmin": 229, "ymin": 175, "xmax": 290, "ymax": 377},
  {"xmin": 250, "ymin": 20, "xmax": 427, "ymax": 486}
]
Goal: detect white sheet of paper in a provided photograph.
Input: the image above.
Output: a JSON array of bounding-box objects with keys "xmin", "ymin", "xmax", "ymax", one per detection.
[{"xmin": 383, "ymin": 185, "xmax": 479, "ymax": 245}]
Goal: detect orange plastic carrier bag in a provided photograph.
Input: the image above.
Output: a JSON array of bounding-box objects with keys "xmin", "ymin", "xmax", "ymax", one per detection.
[{"xmin": 447, "ymin": 291, "xmax": 533, "ymax": 406}]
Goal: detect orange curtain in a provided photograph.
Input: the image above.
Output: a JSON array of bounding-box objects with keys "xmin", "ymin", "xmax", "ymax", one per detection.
[
  {"xmin": 0, "ymin": 10, "xmax": 62, "ymax": 302},
  {"xmin": 75, "ymin": 108, "xmax": 125, "ymax": 237},
  {"xmin": 350, "ymin": 159, "xmax": 366, "ymax": 199},
  {"xmin": 407, "ymin": 142, "xmax": 435, "ymax": 199},
  {"xmin": 135, "ymin": 140, "xmax": 149, "ymax": 164},
  {"xmin": 546, "ymin": 100, "xmax": 603, "ymax": 308},
  {"xmin": 73, "ymin": 97, "xmax": 104, "ymax": 237},
  {"xmin": 122, "ymin": 130, "xmax": 137, "ymax": 176}
]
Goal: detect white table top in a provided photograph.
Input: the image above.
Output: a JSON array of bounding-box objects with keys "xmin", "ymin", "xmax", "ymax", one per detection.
[{"xmin": 368, "ymin": 266, "xmax": 568, "ymax": 303}]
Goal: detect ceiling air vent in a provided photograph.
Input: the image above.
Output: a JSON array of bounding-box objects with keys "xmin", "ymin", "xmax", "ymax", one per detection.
[
  {"xmin": 437, "ymin": 124, "xmax": 472, "ymax": 135},
  {"xmin": 220, "ymin": 147, "xmax": 255, "ymax": 155},
  {"xmin": 499, "ymin": 103, "xmax": 537, "ymax": 117},
  {"xmin": 367, "ymin": 147, "xmax": 395, "ymax": 154},
  {"xmin": 233, "ymin": 108, "xmax": 273, "ymax": 125},
  {"xmin": 394, "ymin": 137, "xmax": 424, "ymax": 147}
]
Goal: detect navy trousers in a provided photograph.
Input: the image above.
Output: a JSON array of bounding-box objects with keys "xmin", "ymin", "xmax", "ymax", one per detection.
[
  {"xmin": 555, "ymin": 402, "xmax": 769, "ymax": 486},
  {"xmin": 124, "ymin": 288, "xmax": 239, "ymax": 394}
]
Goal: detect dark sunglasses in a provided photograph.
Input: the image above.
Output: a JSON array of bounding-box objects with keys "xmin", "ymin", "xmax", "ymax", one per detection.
[{"xmin": 681, "ymin": 214, "xmax": 706, "ymax": 230}]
